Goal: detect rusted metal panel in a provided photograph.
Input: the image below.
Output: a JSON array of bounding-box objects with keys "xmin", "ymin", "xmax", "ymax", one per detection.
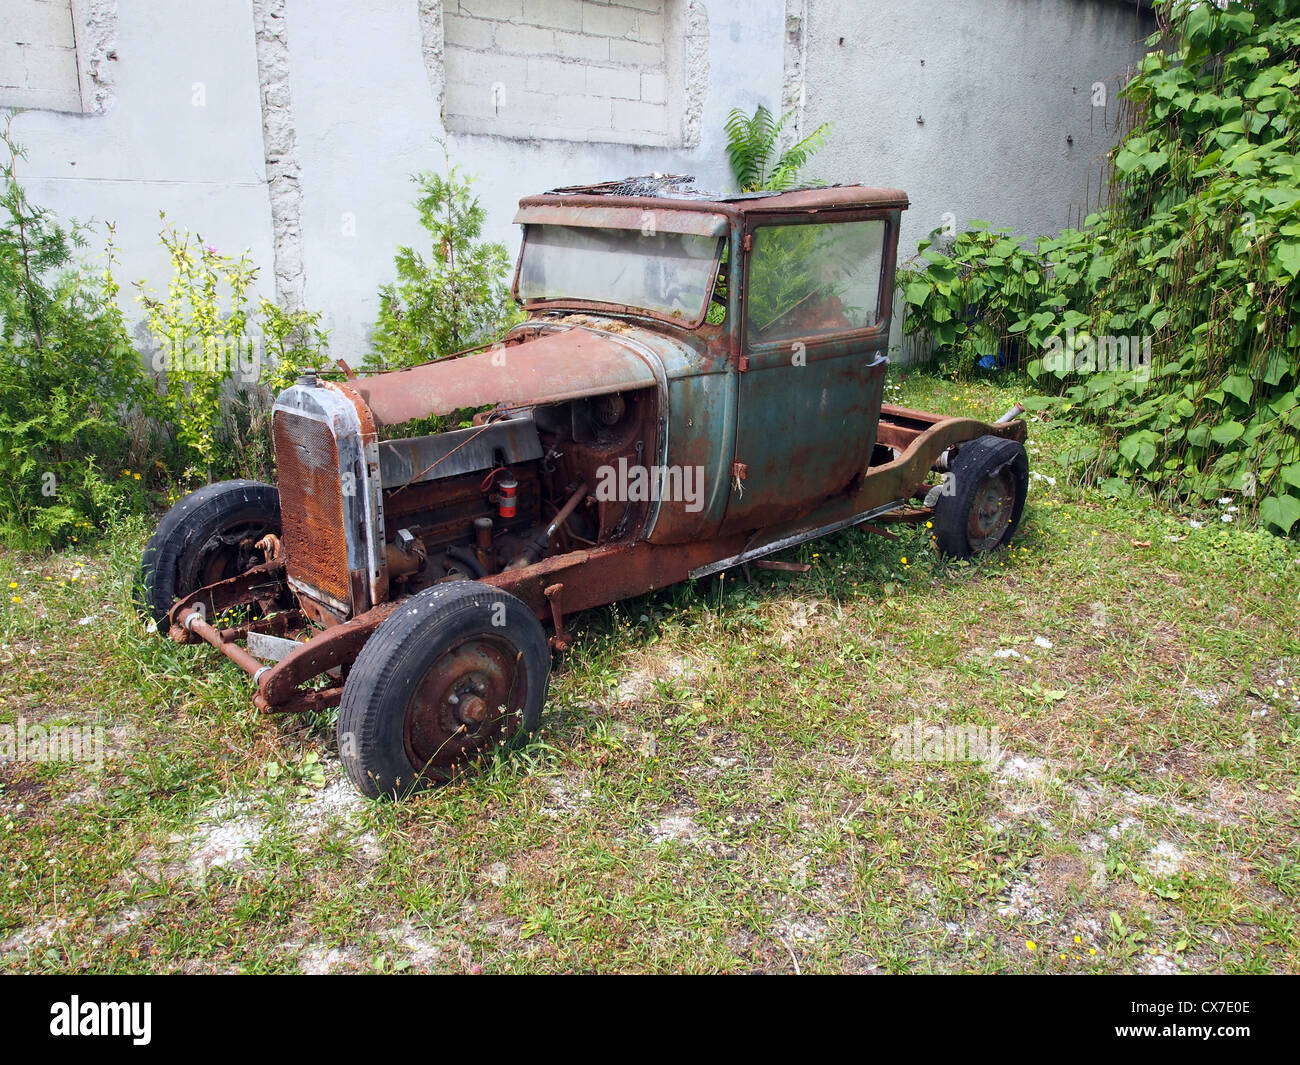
[
  {"xmin": 516, "ymin": 185, "xmax": 910, "ymax": 219},
  {"xmin": 649, "ymin": 367, "xmax": 737, "ymax": 543},
  {"xmin": 513, "ymin": 204, "xmax": 728, "ymax": 236},
  {"xmin": 352, "ymin": 328, "xmax": 658, "ymax": 427},
  {"xmin": 481, "ymin": 536, "xmax": 748, "ymax": 620},
  {"xmin": 721, "ymin": 353, "xmax": 889, "ymax": 533},
  {"xmin": 274, "ymin": 410, "xmax": 352, "ymax": 608},
  {"xmin": 378, "ymin": 417, "xmax": 543, "ymax": 488},
  {"xmin": 735, "ymin": 186, "xmax": 910, "ymax": 212}
]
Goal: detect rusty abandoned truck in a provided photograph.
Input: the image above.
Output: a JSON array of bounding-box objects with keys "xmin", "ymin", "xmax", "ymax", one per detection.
[{"xmin": 138, "ymin": 177, "xmax": 1029, "ymax": 798}]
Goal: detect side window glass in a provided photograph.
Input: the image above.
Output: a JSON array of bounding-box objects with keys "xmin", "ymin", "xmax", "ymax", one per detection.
[{"xmin": 746, "ymin": 220, "xmax": 886, "ymax": 344}]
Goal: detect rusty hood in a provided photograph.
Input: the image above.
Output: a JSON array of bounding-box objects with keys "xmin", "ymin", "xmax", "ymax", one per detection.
[{"xmin": 351, "ymin": 327, "xmax": 659, "ymax": 426}]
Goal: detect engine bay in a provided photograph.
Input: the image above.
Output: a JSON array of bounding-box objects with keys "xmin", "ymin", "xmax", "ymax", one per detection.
[{"xmin": 281, "ymin": 384, "xmax": 659, "ymax": 623}]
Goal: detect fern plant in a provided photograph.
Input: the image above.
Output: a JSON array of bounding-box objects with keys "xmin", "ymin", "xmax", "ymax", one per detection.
[{"xmin": 723, "ymin": 105, "xmax": 831, "ymax": 192}]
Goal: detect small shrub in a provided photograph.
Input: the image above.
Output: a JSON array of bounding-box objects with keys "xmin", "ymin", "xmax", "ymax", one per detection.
[
  {"xmin": 134, "ymin": 220, "xmax": 334, "ymax": 484},
  {"xmin": 259, "ymin": 300, "xmax": 331, "ymax": 395},
  {"xmin": 370, "ymin": 144, "xmax": 520, "ymax": 372},
  {"xmin": 133, "ymin": 219, "xmax": 260, "ymax": 482},
  {"xmin": 0, "ymin": 114, "xmax": 155, "ymax": 549}
]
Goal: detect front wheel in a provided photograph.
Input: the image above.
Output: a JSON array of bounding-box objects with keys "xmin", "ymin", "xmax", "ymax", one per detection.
[
  {"xmin": 337, "ymin": 582, "xmax": 551, "ymax": 798},
  {"xmin": 932, "ymin": 435, "xmax": 1028, "ymax": 558},
  {"xmin": 136, "ymin": 480, "xmax": 281, "ymax": 630}
]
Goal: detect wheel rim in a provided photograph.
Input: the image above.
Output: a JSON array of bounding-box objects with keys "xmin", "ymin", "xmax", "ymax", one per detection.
[
  {"xmin": 403, "ymin": 635, "xmax": 526, "ymax": 778},
  {"xmin": 967, "ymin": 465, "xmax": 1017, "ymax": 552}
]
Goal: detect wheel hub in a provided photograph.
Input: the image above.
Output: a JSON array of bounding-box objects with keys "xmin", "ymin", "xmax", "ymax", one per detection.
[
  {"xmin": 451, "ymin": 690, "xmax": 489, "ymax": 727},
  {"xmin": 967, "ymin": 465, "xmax": 1015, "ymax": 551},
  {"xmin": 404, "ymin": 637, "xmax": 524, "ymax": 777},
  {"xmin": 191, "ymin": 523, "xmax": 273, "ymax": 588}
]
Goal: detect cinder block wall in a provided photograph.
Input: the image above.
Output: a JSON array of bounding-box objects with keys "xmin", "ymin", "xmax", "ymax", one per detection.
[
  {"xmin": 2, "ymin": 0, "xmax": 82, "ymax": 112},
  {"xmin": 443, "ymin": 0, "xmax": 671, "ymax": 143}
]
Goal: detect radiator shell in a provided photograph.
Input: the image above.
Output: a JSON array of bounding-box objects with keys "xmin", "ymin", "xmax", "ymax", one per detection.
[{"xmin": 272, "ymin": 384, "xmax": 385, "ymax": 616}]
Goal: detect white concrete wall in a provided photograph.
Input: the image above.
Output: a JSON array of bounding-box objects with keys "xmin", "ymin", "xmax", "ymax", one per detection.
[
  {"xmin": 787, "ymin": 0, "xmax": 1153, "ymax": 351},
  {"xmin": 8, "ymin": 1, "xmax": 277, "ymax": 354},
  {"xmin": 794, "ymin": 0, "xmax": 1152, "ymax": 250},
  {"xmin": 5, "ymin": 0, "xmax": 1152, "ymax": 363}
]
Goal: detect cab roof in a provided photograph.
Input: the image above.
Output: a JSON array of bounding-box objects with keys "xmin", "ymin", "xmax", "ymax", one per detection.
[{"xmin": 518, "ymin": 174, "xmax": 909, "ymax": 218}]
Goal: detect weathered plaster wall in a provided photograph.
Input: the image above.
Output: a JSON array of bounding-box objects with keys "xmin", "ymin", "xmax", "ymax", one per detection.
[
  {"xmin": 252, "ymin": 0, "xmax": 305, "ymax": 316},
  {"xmin": 7, "ymin": 0, "xmax": 1151, "ymax": 362}
]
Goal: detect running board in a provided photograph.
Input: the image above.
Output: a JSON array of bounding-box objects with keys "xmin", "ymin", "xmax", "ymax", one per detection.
[{"xmin": 689, "ymin": 499, "xmax": 909, "ymax": 580}]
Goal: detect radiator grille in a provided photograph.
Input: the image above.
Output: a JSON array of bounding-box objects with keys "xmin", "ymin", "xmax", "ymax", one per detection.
[{"xmin": 273, "ymin": 410, "xmax": 352, "ymax": 607}]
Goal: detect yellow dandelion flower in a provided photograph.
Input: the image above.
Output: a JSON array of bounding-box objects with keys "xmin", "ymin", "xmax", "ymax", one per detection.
[
  {"xmin": 1025, "ymin": 940, "xmax": 1036, "ymax": 952},
  {"xmin": 7, "ymin": 581, "xmax": 15, "ymax": 589}
]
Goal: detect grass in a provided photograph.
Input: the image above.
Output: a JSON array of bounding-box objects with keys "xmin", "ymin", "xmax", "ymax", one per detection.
[{"xmin": 1, "ymin": 370, "xmax": 1298, "ymax": 974}]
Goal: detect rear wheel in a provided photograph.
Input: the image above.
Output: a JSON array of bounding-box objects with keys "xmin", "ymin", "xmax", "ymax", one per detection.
[
  {"xmin": 932, "ymin": 435, "xmax": 1028, "ymax": 558},
  {"xmin": 136, "ymin": 480, "xmax": 280, "ymax": 630},
  {"xmin": 337, "ymin": 582, "xmax": 551, "ymax": 798}
]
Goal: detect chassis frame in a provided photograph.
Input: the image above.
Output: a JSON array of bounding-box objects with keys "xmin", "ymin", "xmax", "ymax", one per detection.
[{"xmin": 167, "ymin": 401, "xmax": 1027, "ymax": 716}]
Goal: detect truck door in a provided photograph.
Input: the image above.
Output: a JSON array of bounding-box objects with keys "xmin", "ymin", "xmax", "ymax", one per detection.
[{"xmin": 720, "ymin": 212, "xmax": 897, "ymax": 534}]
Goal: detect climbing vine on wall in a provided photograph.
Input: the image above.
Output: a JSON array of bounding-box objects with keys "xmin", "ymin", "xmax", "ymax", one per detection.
[{"xmin": 899, "ymin": 0, "xmax": 1300, "ymax": 535}]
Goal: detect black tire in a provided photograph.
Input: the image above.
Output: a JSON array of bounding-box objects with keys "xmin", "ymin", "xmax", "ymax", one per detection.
[
  {"xmin": 932, "ymin": 435, "xmax": 1028, "ymax": 559},
  {"xmin": 338, "ymin": 582, "xmax": 551, "ymax": 798},
  {"xmin": 137, "ymin": 480, "xmax": 280, "ymax": 630}
]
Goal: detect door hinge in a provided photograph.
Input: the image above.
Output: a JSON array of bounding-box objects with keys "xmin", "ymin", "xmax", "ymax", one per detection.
[
  {"xmin": 736, "ymin": 353, "xmax": 750, "ymax": 372},
  {"xmin": 742, "ymin": 232, "xmax": 753, "ymax": 252}
]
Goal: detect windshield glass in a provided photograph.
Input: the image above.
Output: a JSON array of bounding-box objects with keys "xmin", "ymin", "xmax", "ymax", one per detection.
[{"xmin": 517, "ymin": 225, "xmax": 723, "ymax": 322}]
